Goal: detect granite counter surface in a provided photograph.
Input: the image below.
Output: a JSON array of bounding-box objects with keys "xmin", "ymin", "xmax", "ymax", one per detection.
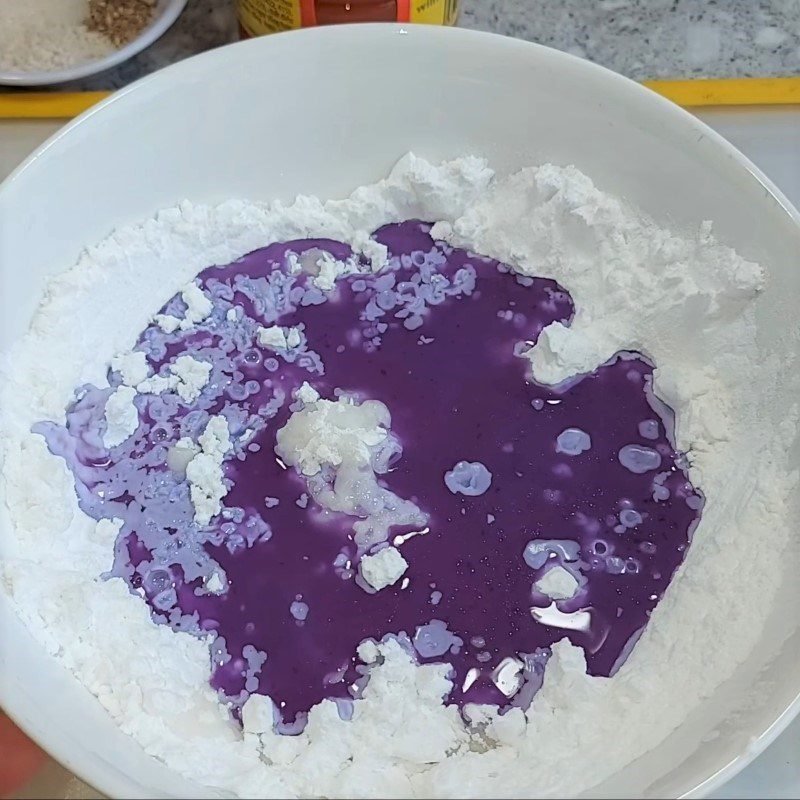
[{"xmin": 60, "ymin": 0, "xmax": 800, "ymax": 91}]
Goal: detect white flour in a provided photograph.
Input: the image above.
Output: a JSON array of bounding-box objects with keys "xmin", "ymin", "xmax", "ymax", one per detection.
[
  {"xmin": 275, "ymin": 393, "xmax": 428, "ymax": 553},
  {"xmin": 0, "ymin": 0, "xmax": 113, "ymax": 73},
  {"xmin": 1, "ymin": 154, "xmax": 797, "ymax": 798}
]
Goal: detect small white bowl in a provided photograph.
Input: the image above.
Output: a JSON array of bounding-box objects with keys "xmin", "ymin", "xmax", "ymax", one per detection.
[{"xmin": 0, "ymin": 0, "xmax": 188, "ymax": 86}]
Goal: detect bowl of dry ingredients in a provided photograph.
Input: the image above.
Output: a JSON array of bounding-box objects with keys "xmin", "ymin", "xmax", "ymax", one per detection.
[
  {"xmin": 0, "ymin": 0, "xmax": 187, "ymax": 86},
  {"xmin": 1, "ymin": 24, "xmax": 799, "ymax": 800}
]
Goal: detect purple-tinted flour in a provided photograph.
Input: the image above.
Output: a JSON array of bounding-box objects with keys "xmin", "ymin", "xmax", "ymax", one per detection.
[{"xmin": 37, "ymin": 221, "xmax": 702, "ymax": 732}]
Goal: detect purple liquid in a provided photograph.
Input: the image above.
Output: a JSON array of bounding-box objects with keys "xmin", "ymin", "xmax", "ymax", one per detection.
[{"xmin": 37, "ymin": 221, "xmax": 702, "ymax": 730}]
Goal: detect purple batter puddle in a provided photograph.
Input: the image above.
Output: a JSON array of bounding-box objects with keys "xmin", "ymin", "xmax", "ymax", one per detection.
[{"xmin": 37, "ymin": 221, "xmax": 703, "ymax": 732}]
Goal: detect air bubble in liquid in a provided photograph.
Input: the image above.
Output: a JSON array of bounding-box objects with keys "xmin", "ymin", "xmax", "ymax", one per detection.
[
  {"xmin": 685, "ymin": 494, "xmax": 704, "ymax": 510},
  {"xmin": 413, "ymin": 619, "xmax": 463, "ymax": 658},
  {"xmin": 290, "ymin": 600, "xmax": 309, "ymax": 622},
  {"xmin": 606, "ymin": 556, "xmax": 627, "ymax": 574},
  {"xmin": 618, "ymin": 444, "xmax": 662, "ymax": 474},
  {"xmin": 638, "ymin": 419, "xmax": 659, "ymax": 439},
  {"xmin": 555, "ymin": 428, "xmax": 591, "ymax": 455},
  {"xmin": 619, "ymin": 509, "xmax": 643, "ymax": 528},
  {"xmin": 444, "ymin": 460, "xmax": 493, "ymax": 497},
  {"xmin": 523, "ymin": 539, "xmax": 580, "ymax": 570},
  {"xmin": 653, "ymin": 484, "xmax": 670, "ymax": 502}
]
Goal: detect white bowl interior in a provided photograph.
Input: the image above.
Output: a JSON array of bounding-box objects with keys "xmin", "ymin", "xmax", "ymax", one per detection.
[
  {"xmin": 0, "ymin": 0, "xmax": 187, "ymax": 86},
  {"xmin": 1, "ymin": 25, "xmax": 799, "ymax": 799}
]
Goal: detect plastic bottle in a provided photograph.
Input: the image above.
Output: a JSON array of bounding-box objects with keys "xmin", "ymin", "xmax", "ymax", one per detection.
[{"xmin": 236, "ymin": 0, "xmax": 460, "ymax": 37}]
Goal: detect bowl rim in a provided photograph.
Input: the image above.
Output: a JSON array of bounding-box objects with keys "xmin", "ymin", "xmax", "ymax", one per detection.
[
  {"xmin": 1, "ymin": 22, "xmax": 799, "ymax": 799},
  {"xmin": 0, "ymin": 0, "xmax": 188, "ymax": 87}
]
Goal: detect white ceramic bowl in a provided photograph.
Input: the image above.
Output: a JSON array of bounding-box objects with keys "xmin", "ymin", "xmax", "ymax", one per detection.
[
  {"xmin": 1, "ymin": 25, "xmax": 799, "ymax": 799},
  {"xmin": 0, "ymin": 0, "xmax": 187, "ymax": 86}
]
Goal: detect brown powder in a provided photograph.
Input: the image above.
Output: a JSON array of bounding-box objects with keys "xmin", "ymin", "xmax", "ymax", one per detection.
[{"xmin": 86, "ymin": 0, "xmax": 157, "ymax": 48}]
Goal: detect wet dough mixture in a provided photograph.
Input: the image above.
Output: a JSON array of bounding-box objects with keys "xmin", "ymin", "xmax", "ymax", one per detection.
[{"xmin": 2, "ymin": 156, "xmax": 791, "ymax": 798}]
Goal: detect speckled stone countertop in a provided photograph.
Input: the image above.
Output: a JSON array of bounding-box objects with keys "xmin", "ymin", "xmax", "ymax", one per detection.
[
  {"xmin": 462, "ymin": 0, "xmax": 800, "ymax": 79},
  {"xmin": 62, "ymin": 0, "xmax": 800, "ymax": 92}
]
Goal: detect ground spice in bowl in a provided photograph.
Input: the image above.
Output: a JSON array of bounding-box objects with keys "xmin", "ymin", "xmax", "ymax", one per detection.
[
  {"xmin": 0, "ymin": 0, "xmax": 162, "ymax": 76},
  {"xmin": 87, "ymin": 0, "xmax": 157, "ymax": 47}
]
